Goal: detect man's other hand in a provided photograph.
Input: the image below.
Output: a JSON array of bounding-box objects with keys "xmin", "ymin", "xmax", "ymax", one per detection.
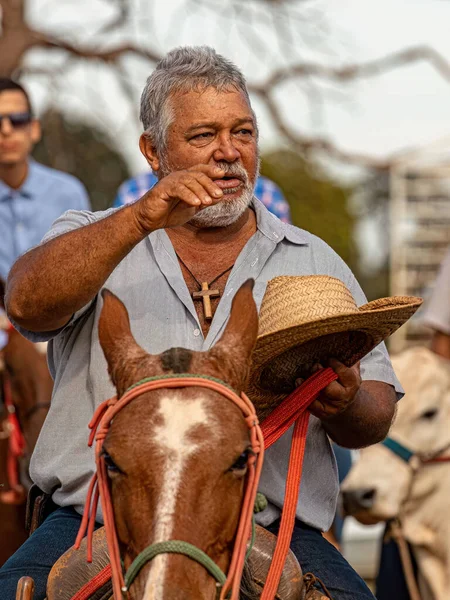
[{"xmin": 297, "ymin": 359, "xmax": 362, "ymax": 421}]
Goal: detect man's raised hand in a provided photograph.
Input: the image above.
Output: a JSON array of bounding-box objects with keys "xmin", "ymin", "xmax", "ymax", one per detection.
[{"xmin": 132, "ymin": 165, "xmax": 225, "ymax": 232}]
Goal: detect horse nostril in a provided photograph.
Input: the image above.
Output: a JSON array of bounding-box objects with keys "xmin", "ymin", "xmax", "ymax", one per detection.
[
  {"xmin": 361, "ymin": 489, "xmax": 376, "ymax": 504},
  {"xmin": 341, "ymin": 488, "xmax": 377, "ymax": 515}
]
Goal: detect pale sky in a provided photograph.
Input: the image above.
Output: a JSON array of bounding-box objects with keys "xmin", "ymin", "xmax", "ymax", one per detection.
[{"xmin": 25, "ymin": 0, "xmax": 450, "ymax": 173}]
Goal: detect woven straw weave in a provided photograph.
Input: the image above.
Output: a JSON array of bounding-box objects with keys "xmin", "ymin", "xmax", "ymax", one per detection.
[
  {"xmin": 258, "ymin": 276, "xmax": 358, "ymax": 337},
  {"xmin": 247, "ymin": 275, "xmax": 422, "ymax": 420}
]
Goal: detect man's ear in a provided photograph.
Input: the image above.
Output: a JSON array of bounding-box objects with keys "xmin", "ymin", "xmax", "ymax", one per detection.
[
  {"xmin": 30, "ymin": 120, "xmax": 41, "ymax": 145},
  {"xmin": 139, "ymin": 134, "xmax": 160, "ymax": 173}
]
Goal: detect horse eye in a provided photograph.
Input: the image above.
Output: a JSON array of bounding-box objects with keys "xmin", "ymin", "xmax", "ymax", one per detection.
[
  {"xmin": 420, "ymin": 408, "xmax": 438, "ymax": 420},
  {"xmin": 230, "ymin": 448, "xmax": 253, "ymax": 473},
  {"xmin": 102, "ymin": 451, "xmax": 122, "ymax": 473}
]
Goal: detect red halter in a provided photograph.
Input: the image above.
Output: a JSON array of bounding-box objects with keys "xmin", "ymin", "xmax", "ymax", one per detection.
[{"xmin": 75, "ymin": 374, "xmax": 264, "ymax": 600}]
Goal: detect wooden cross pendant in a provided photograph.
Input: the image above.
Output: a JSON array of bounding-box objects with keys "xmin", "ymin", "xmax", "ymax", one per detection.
[{"xmin": 192, "ymin": 282, "xmax": 220, "ymax": 321}]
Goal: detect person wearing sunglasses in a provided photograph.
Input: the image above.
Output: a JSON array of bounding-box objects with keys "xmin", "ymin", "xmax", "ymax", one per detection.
[{"xmin": 0, "ymin": 78, "xmax": 90, "ymax": 281}]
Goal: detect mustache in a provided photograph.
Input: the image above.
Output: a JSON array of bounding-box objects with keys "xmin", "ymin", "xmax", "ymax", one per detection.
[{"xmin": 214, "ymin": 161, "xmax": 249, "ymax": 183}]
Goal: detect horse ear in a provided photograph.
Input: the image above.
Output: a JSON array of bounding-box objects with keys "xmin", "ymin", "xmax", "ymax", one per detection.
[
  {"xmin": 99, "ymin": 290, "xmax": 158, "ymax": 396},
  {"xmin": 208, "ymin": 279, "xmax": 258, "ymax": 391}
]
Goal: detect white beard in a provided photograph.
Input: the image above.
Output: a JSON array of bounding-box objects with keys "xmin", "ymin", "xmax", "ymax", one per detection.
[
  {"xmin": 158, "ymin": 156, "xmax": 260, "ymax": 228},
  {"xmin": 189, "ymin": 184, "xmax": 254, "ymax": 228}
]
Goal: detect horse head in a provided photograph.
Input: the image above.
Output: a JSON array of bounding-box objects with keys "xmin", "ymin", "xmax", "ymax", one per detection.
[{"xmin": 98, "ymin": 280, "xmax": 259, "ymax": 600}]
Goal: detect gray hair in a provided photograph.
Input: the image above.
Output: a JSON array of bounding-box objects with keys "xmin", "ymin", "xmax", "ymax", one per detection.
[{"xmin": 140, "ymin": 46, "xmax": 255, "ymax": 154}]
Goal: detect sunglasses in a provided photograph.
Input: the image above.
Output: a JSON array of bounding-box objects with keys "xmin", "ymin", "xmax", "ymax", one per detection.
[{"xmin": 0, "ymin": 112, "xmax": 33, "ymax": 129}]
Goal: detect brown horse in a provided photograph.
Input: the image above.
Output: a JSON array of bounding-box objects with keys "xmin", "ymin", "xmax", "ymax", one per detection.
[
  {"xmin": 0, "ymin": 278, "xmax": 54, "ymax": 565},
  {"xmin": 17, "ymin": 281, "xmax": 329, "ymax": 599},
  {"xmin": 92, "ymin": 281, "xmax": 259, "ymax": 599}
]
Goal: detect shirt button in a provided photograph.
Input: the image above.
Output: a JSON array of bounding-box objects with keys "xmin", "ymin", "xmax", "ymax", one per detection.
[{"xmin": 193, "ymin": 328, "xmax": 201, "ymax": 337}]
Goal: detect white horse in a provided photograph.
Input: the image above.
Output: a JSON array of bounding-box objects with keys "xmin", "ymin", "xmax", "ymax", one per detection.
[{"xmin": 341, "ymin": 346, "xmax": 450, "ymax": 600}]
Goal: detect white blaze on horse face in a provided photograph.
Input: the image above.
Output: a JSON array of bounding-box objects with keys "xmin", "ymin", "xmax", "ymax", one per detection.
[{"xmin": 143, "ymin": 393, "xmax": 211, "ymax": 599}]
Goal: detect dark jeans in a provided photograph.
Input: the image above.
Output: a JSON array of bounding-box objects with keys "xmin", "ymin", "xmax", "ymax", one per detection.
[
  {"xmin": 0, "ymin": 508, "xmax": 374, "ymax": 600},
  {"xmin": 266, "ymin": 519, "xmax": 375, "ymax": 600},
  {"xmin": 0, "ymin": 507, "xmax": 98, "ymax": 600}
]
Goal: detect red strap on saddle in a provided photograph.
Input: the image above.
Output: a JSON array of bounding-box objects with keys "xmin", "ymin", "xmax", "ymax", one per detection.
[
  {"xmin": 259, "ymin": 367, "xmax": 338, "ymax": 599},
  {"xmin": 70, "ymin": 564, "xmax": 112, "ymax": 600}
]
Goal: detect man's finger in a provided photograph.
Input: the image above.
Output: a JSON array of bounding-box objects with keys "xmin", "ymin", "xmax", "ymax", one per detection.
[
  {"xmin": 328, "ymin": 358, "xmax": 361, "ymax": 389},
  {"xmin": 186, "ymin": 164, "xmax": 226, "ymax": 179},
  {"xmin": 182, "ymin": 178, "xmax": 214, "ymax": 206},
  {"xmin": 191, "ymin": 172, "xmax": 224, "ymax": 201}
]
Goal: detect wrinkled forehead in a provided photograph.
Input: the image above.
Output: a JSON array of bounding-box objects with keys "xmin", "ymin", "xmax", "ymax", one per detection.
[{"xmin": 168, "ymin": 86, "xmax": 254, "ymax": 129}]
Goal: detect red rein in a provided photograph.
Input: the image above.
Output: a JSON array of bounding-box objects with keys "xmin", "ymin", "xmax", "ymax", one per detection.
[{"xmin": 76, "ymin": 368, "xmax": 337, "ymax": 599}]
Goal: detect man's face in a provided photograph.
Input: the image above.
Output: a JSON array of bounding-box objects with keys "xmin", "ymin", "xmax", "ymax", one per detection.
[
  {"xmin": 143, "ymin": 87, "xmax": 259, "ymax": 227},
  {"xmin": 0, "ymin": 90, "xmax": 40, "ymax": 166}
]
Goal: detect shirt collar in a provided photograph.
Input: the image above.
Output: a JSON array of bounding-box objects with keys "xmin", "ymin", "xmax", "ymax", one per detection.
[
  {"xmin": 0, "ymin": 160, "xmax": 37, "ymax": 202},
  {"xmin": 251, "ymin": 197, "xmax": 309, "ymax": 245}
]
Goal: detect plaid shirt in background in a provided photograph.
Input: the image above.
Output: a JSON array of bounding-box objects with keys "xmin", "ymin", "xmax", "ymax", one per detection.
[{"xmin": 112, "ymin": 172, "xmax": 291, "ymax": 223}]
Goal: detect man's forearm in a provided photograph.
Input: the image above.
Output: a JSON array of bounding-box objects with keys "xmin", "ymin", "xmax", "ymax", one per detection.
[
  {"xmin": 321, "ymin": 380, "xmax": 396, "ymax": 449},
  {"xmin": 6, "ymin": 204, "xmax": 147, "ymax": 332}
]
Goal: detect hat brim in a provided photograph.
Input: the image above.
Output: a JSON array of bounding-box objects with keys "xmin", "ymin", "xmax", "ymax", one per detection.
[{"xmin": 248, "ymin": 296, "xmax": 422, "ymax": 421}]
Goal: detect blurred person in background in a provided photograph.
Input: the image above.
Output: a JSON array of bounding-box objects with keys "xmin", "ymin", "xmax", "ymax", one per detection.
[
  {"xmin": 113, "ymin": 169, "xmax": 292, "ymax": 223},
  {"xmin": 421, "ymin": 246, "xmax": 450, "ymax": 361},
  {"xmin": 0, "ymin": 78, "xmax": 90, "ymax": 282}
]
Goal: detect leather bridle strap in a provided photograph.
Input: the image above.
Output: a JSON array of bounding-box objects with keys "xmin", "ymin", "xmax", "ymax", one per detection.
[
  {"xmin": 75, "ymin": 374, "xmax": 264, "ymax": 600},
  {"xmin": 382, "ymin": 436, "xmax": 450, "ymax": 466}
]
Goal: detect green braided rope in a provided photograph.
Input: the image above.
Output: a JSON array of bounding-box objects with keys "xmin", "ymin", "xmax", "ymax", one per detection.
[
  {"xmin": 254, "ymin": 492, "xmax": 268, "ymax": 514},
  {"xmin": 124, "ymin": 373, "xmax": 237, "ymax": 396},
  {"xmin": 124, "ymin": 540, "xmax": 227, "ymax": 591},
  {"xmin": 245, "ymin": 515, "xmax": 256, "ymax": 562}
]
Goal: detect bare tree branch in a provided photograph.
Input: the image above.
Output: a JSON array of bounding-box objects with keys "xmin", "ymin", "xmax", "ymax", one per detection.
[
  {"xmin": 252, "ymin": 45, "xmax": 450, "ymax": 91},
  {"xmin": 254, "ymin": 90, "xmax": 391, "ymax": 169},
  {"xmin": 33, "ymin": 36, "xmax": 161, "ymax": 64},
  {"xmin": 2, "ymin": 0, "xmax": 450, "ymax": 169}
]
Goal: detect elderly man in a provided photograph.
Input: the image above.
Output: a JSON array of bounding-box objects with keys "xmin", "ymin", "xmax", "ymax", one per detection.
[{"xmin": 3, "ymin": 47, "xmax": 400, "ymax": 599}]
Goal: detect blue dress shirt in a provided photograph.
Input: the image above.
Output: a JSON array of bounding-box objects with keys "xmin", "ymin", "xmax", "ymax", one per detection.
[{"xmin": 0, "ymin": 161, "xmax": 90, "ymax": 280}]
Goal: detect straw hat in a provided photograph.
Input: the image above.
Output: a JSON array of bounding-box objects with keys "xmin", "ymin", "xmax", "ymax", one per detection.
[{"xmin": 248, "ymin": 275, "xmax": 422, "ymax": 420}]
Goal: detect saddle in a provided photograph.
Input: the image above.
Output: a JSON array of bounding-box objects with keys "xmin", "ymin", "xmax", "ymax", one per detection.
[{"xmin": 45, "ymin": 525, "xmax": 330, "ymax": 599}]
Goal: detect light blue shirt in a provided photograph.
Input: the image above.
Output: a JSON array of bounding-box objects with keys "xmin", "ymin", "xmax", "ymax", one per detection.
[
  {"xmin": 12, "ymin": 199, "xmax": 403, "ymax": 531},
  {"xmin": 0, "ymin": 160, "xmax": 90, "ymax": 280}
]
